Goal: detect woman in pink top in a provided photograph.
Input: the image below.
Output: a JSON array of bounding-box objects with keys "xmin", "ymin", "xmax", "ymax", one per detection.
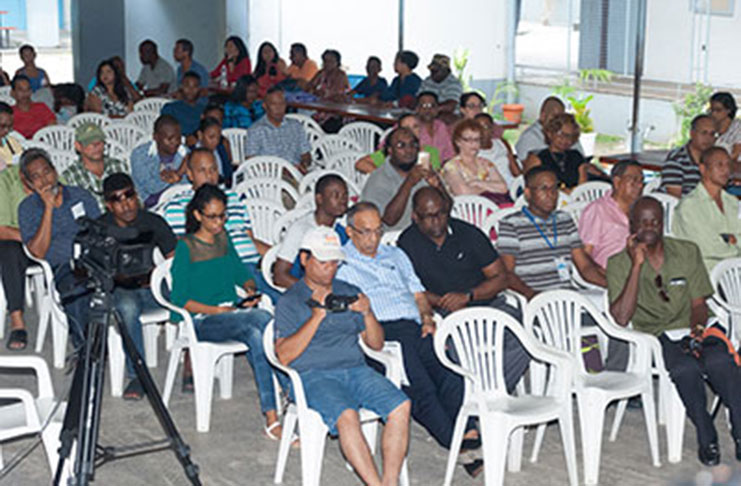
[
  {"xmin": 210, "ymin": 36, "xmax": 252, "ymax": 89},
  {"xmin": 254, "ymin": 42, "xmax": 287, "ymax": 98},
  {"xmin": 441, "ymin": 119, "xmax": 512, "ymax": 206},
  {"xmin": 308, "ymin": 49, "xmax": 349, "ymax": 102}
]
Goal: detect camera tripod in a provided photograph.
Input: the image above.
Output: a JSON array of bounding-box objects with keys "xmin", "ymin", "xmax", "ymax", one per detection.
[{"xmin": 53, "ymin": 279, "xmax": 201, "ymax": 485}]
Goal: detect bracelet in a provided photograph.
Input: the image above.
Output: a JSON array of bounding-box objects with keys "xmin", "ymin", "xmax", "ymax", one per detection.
[{"xmin": 466, "ymin": 290, "xmax": 475, "ymax": 302}]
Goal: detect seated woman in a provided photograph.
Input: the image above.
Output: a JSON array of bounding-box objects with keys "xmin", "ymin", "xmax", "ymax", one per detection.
[
  {"xmin": 85, "ymin": 59, "xmax": 133, "ymax": 118},
  {"xmin": 53, "ymin": 83, "xmax": 85, "ymax": 125},
  {"xmin": 475, "ymin": 113, "xmax": 521, "ymax": 188},
  {"xmin": 210, "ymin": 36, "xmax": 252, "ymax": 91},
  {"xmin": 170, "ymin": 184, "xmax": 282, "ymax": 440},
  {"xmin": 308, "ymin": 49, "xmax": 349, "ymax": 102},
  {"xmin": 380, "ymin": 50, "xmax": 421, "ymax": 109},
  {"xmin": 350, "ymin": 56, "xmax": 387, "ymax": 102},
  {"xmin": 709, "ymin": 91, "xmax": 741, "ymax": 162},
  {"xmin": 355, "ymin": 113, "xmax": 441, "ymax": 174},
  {"xmin": 194, "ymin": 117, "xmax": 233, "ymax": 186},
  {"xmin": 254, "ymin": 42, "xmax": 287, "ymax": 98},
  {"xmin": 441, "ymin": 118, "xmax": 512, "ymax": 206},
  {"xmin": 523, "ymin": 113, "xmax": 608, "ymax": 191},
  {"xmin": 223, "ymin": 75, "xmax": 264, "ymax": 129},
  {"xmin": 15, "ymin": 45, "xmax": 50, "ymax": 92}
]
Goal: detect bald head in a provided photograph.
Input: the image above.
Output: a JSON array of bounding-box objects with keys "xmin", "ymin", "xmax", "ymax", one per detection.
[
  {"xmin": 539, "ymin": 96, "xmax": 565, "ymax": 124},
  {"xmin": 412, "ymin": 186, "xmax": 444, "ymax": 211},
  {"xmin": 412, "ymin": 186, "xmax": 448, "ymax": 239}
]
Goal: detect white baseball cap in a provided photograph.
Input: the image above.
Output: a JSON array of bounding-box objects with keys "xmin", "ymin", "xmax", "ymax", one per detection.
[{"xmin": 300, "ymin": 226, "xmax": 345, "ymax": 261}]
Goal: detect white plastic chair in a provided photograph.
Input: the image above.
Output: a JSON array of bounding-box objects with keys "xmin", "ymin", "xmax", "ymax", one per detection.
[
  {"xmin": 243, "ymin": 198, "xmax": 285, "ymax": 245},
  {"xmin": 709, "ymin": 257, "xmax": 741, "ymax": 347},
  {"xmin": 223, "ymin": 128, "xmax": 249, "ymax": 166},
  {"xmin": 338, "ymin": 121, "xmax": 384, "ymax": 154},
  {"xmin": 66, "ymin": 112, "xmax": 111, "ymax": 129},
  {"xmin": 569, "ymin": 181, "xmax": 611, "ymax": 204},
  {"xmin": 435, "ymin": 307, "xmax": 578, "ymax": 486},
  {"xmin": 232, "ymin": 155, "xmax": 303, "ymax": 187},
  {"xmin": 525, "ymin": 290, "xmax": 660, "ymax": 485},
  {"xmin": 514, "ymin": 191, "xmax": 572, "ymax": 209},
  {"xmin": 271, "ymin": 206, "xmax": 314, "ymax": 244},
  {"xmin": 380, "ymin": 230, "xmax": 401, "ymax": 246},
  {"xmin": 297, "ymin": 169, "xmax": 361, "ymax": 201},
  {"xmin": 450, "ymin": 195, "xmax": 500, "ymax": 231},
  {"xmin": 326, "ymin": 150, "xmax": 369, "ymax": 191},
  {"xmin": 642, "ymin": 178, "xmax": 661, "ymax": 194},
  {"xmin": 484, "ymin": 206, "xmax": 521, "ymax": 244},
  {"xmin": 263, "ymin": 321, "xmax": 409, "ymax": 486},
  {"xmin": 125, "ymin": 110, "xmax": 159, "ymax": 133},
  {"xmin": 105, "ymin": 139, "xmax": 130, "ymax": 168},
  {"xmin": 647, "ymin": 192, "xmax": 679, "ymax": 236},
  {"xmin": 0, "ymin": 93, "xmax": 15, "ymax": 106},
  {"xmin": 260, "ymin": 246, "xmax": 286, "ymax": 293},
  {"xmin": 32, "ymin": 126, "xmax": 75, "ymax": 152},
  {"xmin": 153, "ymin": 183, "xmax": 192, "ymax": 215},
  {"xmin": 0, "ymin": 356, "xmax": 66, "ymax": 477},
  {"xmin": 134, "ymin": 97, "xmax": 169, "ymax": 113},
  {"xmin": 311, "ymin": 135, "xmax": 363, "ymax": 168},
  {"xmin": 46, "ymin": 149, "xmax": 77, "ymax": 174},
  {"xmin": 562, "ymin": 200, "xmax": 589, "ymax": 227},
  {"xmin": 508, "ymin": 174, "xmax": 525, "ymax": 201},
  {"xmin": 8, "ymin": 130, "xmax": 25, "ymax": 142},
  {"xmin": 285, "ymin": 113, "xmax": 324, "ymax": 145},
  {"xmin": 103, "ymin": 122, "xmax": 149, "ymax": 152},
  {"xmin": 234, "ymin": 178, "xmax": 299, "ymax": 210},
  {"xmin": 151, "ymin": 259, "xmax": 247, "ymax": 432}
]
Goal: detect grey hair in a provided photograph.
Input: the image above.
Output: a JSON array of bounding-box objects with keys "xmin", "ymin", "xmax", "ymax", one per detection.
[
  {"xmin": 19, "ymin": 148, "xmax": 54, "ymax": 180},
  {"xmin": 346, "ymin": 201, "xmax": 380, "ymax": 227}
]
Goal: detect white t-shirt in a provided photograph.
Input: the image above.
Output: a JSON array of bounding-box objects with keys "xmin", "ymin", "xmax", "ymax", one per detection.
[{"xmin": 277, "ymin": 212, "xmax": 319, "ymax": 263}]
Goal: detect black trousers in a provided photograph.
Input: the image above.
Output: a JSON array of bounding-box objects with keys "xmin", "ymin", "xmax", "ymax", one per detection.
[
  {"xmin": 0, "ymin": 240, "xmax": 29, "ymax": 313},
  {"xmin": 659, "ymin": 332, "xmax": 741, "ymax": 447}
]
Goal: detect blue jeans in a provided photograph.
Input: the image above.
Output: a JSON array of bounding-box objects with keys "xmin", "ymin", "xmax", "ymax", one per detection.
[
  {"xmin": 193, "ymin": 308, "xmax": 277, "ymax": 413},
  {"xmin": 113, "ymin": 287, "xmax": 161, "ymax": 378},
  {"xmin": 54, "ymin": 264, "xmax": 92, "ymax": 349},
  {"xmin": 245, "ymin": 262, "xmax": 283, "ymax": 305}
]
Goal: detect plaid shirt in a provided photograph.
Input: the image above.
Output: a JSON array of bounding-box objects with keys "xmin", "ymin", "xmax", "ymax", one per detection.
[{"xmin": 61, "ymin": 157, "xmax": 129, "ymax": 209}]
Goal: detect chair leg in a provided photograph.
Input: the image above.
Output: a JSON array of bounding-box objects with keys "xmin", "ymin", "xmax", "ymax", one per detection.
[
  {"xmin": 35, "ymin": 296, "xmax": 51, "ymax": 353},
  {"xmin": 107, "ymin": 328, "xmax": 126, "ymax": 397},
  {"xmin": 558, "ymin": 405, "xmax": 579, "ymax": 486},
  {"xmin": 399, "ymin": 457, "xmax": 410, "ymax": 486},
  {"xmin": 51, "ymin": 310, "xmax": 68, "ymax": 370},
  {"xmin": 530, "ymin": 423, "xmax": 546, "ymax": 463},
  {"xmin": 609, "ymin": 398, "xmax": 628, "ymax": 441},
  {"xmin": 478, "ymin": 415, "xmax": 509, "ymax": 486},
  {"xmin": 165, "ymin": 322, "xmax": 176, "ymax": 351},
  {"xmin": 299, "ymin": 414, "xmax": 328, "ymax": 486},
  {"xmin": 216, "ymin": 354, "xmax": 234, "ymax": 400},
  {"xmin": 665, "ymin": 383, "xmax": 686, "ymax": 464},
  {"xmin": 274, "ymin": 407, "xmax": 298, "ymax": 484},
  {"xmin": 640, "ymin": 386, "xmax": 661, "ymax": 467},
  {"xmin": 162, "ymin": 345, "xmax": 183, "ymax": 406},
  {"xmin": 193, "ymin": 350, "xmax": 217, "ymax": 432},
  {"xmin": 41, "ymin": 420, "xmax": 62, "ymax": 475},
  {"xmin": 142, "ymin": 324, "xmax": 159, "ymax": 368},
  {"xmin": 507, "ymin": 426, "xmax": 524, "ymax": 472},
  {"xmin": 577, "ymin": 393, "xmax": 606, "ymax": 485},
  {"xmin": 442, "ymin": 411, "xmax": 470, "ymax": 486}
]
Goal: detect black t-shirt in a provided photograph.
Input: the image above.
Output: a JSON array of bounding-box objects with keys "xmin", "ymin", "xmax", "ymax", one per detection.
[
  {"xmin": 398, "ymin": 218, "xmax": 499, "ymax": 302},
  {"xmin": 537, "ymin": 149, "xmax": 585, "ymax": 188}
]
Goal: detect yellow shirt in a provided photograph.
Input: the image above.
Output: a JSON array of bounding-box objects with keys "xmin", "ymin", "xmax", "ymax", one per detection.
[
  {"xmin": 0, "ymin": 136, "xmax": 22, "ymax": 171},
  {"xmin": 286, "ymin": 59, "xmax": 319, "ymax": 82}
]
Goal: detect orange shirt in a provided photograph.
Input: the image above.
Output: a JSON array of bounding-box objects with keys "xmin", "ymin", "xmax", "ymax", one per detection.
[{"xmin": 286, "ymin": 59, "xmax": 319, "ymax": 82}]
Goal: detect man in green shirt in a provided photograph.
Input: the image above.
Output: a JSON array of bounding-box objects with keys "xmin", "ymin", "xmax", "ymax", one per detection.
[
  {"xmin": 673, "ymin": 146, "xmax": 741, "ymax": 273},
  {"xmin": 607, "ymin": 196, "xmax": 741, "ymax": 466},
  {"xmin": 0, "ymin": 164, "xmax": 33, "ymax": 349}
]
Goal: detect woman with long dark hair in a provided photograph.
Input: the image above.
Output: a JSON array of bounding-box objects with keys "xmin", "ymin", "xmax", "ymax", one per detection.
[
  {"xmin": 210, "ymin": 36, "xmax": 252, "ymax": 90},
  {"xmin": 710, "ymin": 92, "xmax": 741, "ymax": 162},
  {"xmin": 170, "ymin": 184, "xmax": 284, "ymax": 440},
  {"xmin": 254, "ymin": 41, "xmax": 287, "ymax": 97},
  {"xmin": 85, "ymin": 59, "xmax": 132, "ymax": 117},
  {"xmin": 223, "ymin": 75, "xmax": 264, "ymax": 129}
]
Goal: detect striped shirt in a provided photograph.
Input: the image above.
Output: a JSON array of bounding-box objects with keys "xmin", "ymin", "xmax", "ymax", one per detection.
[
  {"xmin": 418, "ymin": 73, "xmax": 463, "ymax": 104},
  {"xmin": 497, "ymin": 208, "xmax": 582, "ymax": 291},
  {"xmin": 659, "ymin": 144, "xmax": 700, "ymax": 196},
  {"xmin": 162, "ymin": 189, "xmax": 259, "ymax": 264},
  {"xmin": 336, "ymin": 241, "xmax": 425, "ymax": 323}
]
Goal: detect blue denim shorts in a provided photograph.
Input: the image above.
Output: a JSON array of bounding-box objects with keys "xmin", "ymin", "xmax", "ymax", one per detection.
[{"xmin": 300, "ymin": 366, "xmax": 409, "ymax": 435}]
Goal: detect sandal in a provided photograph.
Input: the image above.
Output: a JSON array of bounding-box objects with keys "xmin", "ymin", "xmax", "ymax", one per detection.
[
  {"xmin": 182, "ymin": 374, "xmax": 194, "ymax": 394},
  {"xmin": 123, "ymin": 378, "xmax": 144, "ymax": 401},
  {"xmin": 6, "ymin": 329, "xmax": 27, "ymax": 351},
  {"xmin": 264, "ymin": 422, "xmax": 300, "ymax": 448}
]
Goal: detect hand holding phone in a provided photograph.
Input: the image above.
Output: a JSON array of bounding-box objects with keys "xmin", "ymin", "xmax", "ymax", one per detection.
[{"xmin": 235, "ymin": 294, "xmax": 262, "ymax": 308}]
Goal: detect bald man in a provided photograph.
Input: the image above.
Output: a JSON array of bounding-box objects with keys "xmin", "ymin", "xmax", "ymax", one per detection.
[{"xmin": 515, "ymin": 96, "xmax": 584, "ymax": 159}]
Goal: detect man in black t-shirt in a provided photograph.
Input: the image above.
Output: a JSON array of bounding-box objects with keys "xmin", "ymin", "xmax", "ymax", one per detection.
[
  {"xmin": 398, "ymin": 186, "xmax": 530, "ymax": 390},
  {"xmin": 100, "ymin": 173, "xmax": 176, "ymax": 400}
]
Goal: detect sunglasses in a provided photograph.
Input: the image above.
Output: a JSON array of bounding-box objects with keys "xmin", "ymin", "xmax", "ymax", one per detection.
[
  {"xmin": 655, "ymin": 275, "xmax": 670, "ymax": 302},
  {"xmin": 105, "ymin": 188, "xmax": 137, "ymax": 203}
]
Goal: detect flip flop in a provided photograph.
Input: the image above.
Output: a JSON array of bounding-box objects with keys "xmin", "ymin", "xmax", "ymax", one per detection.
[
  {"xmin": 264, "ymin": 422, "xmax": 301, "ymax": 448},
  {"xmin": 6, "ymin": 329, "xmax": 27, "ymax": 351},
  {"xmin": 123, "ymin": 378, "xmax": 144, "ymax": 401},
  {"xmin": 182, "ymin": 374, "xmax": 194, "ymax": 394}
]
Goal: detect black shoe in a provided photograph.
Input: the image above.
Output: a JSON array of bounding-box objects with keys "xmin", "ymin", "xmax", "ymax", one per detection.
[
  {"xmin": 698, "ymin": 443, "xmax": 720, "ymax": 466},
  {"xmin": 735, "ymin": 438, "xmax": 741, "ymax": 461},
  {"xmin": 463, "ymin": 459, "xmax": 484, "ymax": 478},
  {"xmin": 460, "ymin": 437, "xmax": 481, "ymax": 453},
  {"xmin": 123, "ymin": 378, "xmax": 144, "ymax": 401}
]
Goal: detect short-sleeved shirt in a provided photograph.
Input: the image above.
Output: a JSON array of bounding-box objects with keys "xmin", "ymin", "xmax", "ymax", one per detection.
[
  {"xmin": 176, "ymin": 60, "xmax": 210, "ymax": 87},
  {"xmin": 381, "ymin": 74, "xmax": 422, "ymax": 106},
  {"xmin": 660, "ymin": 144, "xmax": 700, "ymax": 196},
  {"xmin": 18, "ymin": 185, "xmax": 101, "ymax": 267},
  {"xmin": 129, "ymin": 141, "xmax": 188, "ymax": 206},
  {"xmin": 419, "ymin": 119, "xmax": 455, "ymax": 163},
  {"xmin": 369, "ymin": 145, "xmax": 441, "ymax": 171},
  {"xmin": 398, "ymin": 218, "xmax": 499, "ymax": 303},
  {"xmin": 360, "ymin": 158, "xmax": 429, "ymax": 231},
  {"xmin": 245, "ymin": 116, "xmax": 311, "ymax": 166},
  {"xmin": 277, "ymin": 212, "xmax": 342, "ymax": 264},
  {"xmin": 716, "ymin": 118, "xmax": 741, "ymax": 157},
  {"xmin": 497, "ymin": 208, "xmax": 582, "ymax": 291},
  {"xmin": 353, "ymin": 77, "xmax": 388, "ymax": 98},
  {"xmin": 137, "ymin": 58, "xmax": 176, "ymax": 94},
  {"xmin": 223, "ymin": 100, "xmax": 264, "ymax": 129},
  {"xmin": 286, "ymin": 59, "xmax": 319, "ymax": 82},
  {"xmin": 274, "ymin": 278, "xmax": 366, "ymax": 372},
  {"xmin": 0, "ymin": 136, "xmax": 23, "ymax": 170},
  {"xmin": 0, "ymin": 165, "xmax": 28, "ymax": 228},
  {"xmin": 606, "ymin": 237, "xmax": 713, "ymax": 336},
  {"xmin": 162, "ymin": 188, "xmax": 258, "ymax": 264},
  {"xmin": 90, "ymin": 85, "xmax": 129, "ymax": 117},
  {"xmin": 336, "ymin": 241, "xmax": 424, "ymax": 323},
  {"xmin": 160, "ymin": 98, "xmax": 207, "ymax": 136},
  {"xmin": 578, "ymin": 191, "xmax": 630, "ymax": 268},
  {"xmin": 12, "ymin": 103, "xmax": 56, "ymax": 139},
  {"xmin": 418, "ymin": 73, "xmax": 463, "ymax": 104},
  {"xmin": 514, "ymin": 120, "xmax": 584, "ymax": 159},
  {"xmin": 537, "ymin": 149, "xmax": 585, "ymax": 189},
  {"xmin": 61, "ymin": 157, "xmax": 130, "ymax": 209}
]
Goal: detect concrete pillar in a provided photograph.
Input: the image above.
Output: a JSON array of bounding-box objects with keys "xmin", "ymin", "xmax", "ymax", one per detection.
[{"xmin": 71, "ymin": 0, "xmax": 125, "ymax": 84}]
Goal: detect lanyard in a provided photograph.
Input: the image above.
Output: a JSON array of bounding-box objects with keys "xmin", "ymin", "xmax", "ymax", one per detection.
[{"xmin": 522, "ymin": 207, "xmax": 557, "ymax": 249}]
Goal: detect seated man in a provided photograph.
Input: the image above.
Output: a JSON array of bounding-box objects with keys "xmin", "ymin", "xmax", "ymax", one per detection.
[
  {"xmin": 608, "ymin": 196, "xmax": 741, "ymax": 466},
  {"xmin": 274, "ymin": 226, "xmax": 411, "ymax": 486},
  {"xmin": 161, "ymin": 72, "xmax": 207, "ymax": 143},
  {"xmin": 286, "ymin": 43, "xmax": 319, "ymax": 86},
  {"xmin": 0, "ymin": 101, "xmax": 23, "ymax": 170},
  {"xmin": 361, "ymin": 127, "xmax": 450, "ymax": 231},
  {"xmin": 245, "ymin": 86, "xmax": 311, "ymax": 172},
  {"xmin": 61, "ymin": 123, "xmax": 129, "ymax": 209},
  {"xmin": 417, "ymin": 54, "xmax": 462, "ymax": 115},
  {"xmin": 130, "ymin": 114, "xmax": 188, "ymax": 207},
  {"xmin": 136, "ymin": 39, "xmax": 176, "ymax": 97},
  {"xmin": 515, "ymin": 96, "xmax": 583, "ymax": 160},
  {"xmin": 673, "ymin": 146, "xmax": 741, "ymax": 272},
  {"xmin": 99, "ymin": 173, "xmax": 176, "ymax": 399},
  {"xmin": 498, "ymin": 166, "xmax": 606, "ymax": 299},
  {"xmin": 273, "ymin": 174, "xmax": 348, "ymax": 289},
  {"xmin": 173, "ymin": 38, "xmax": 209, "ymax": 88},
  {"xmin": 660, "ymin": 114, "xmax": 715, "ymax": 198},
  {"xmin": 416, "ymin": 92, "xmax": 455, "ymax": 162},
  {"xmin": 337, "ymin": 202, "xmax": 482, "ymax": 464},
  {"xmin": 18, "ymin": 148, "xmax": 101, "ymax": 346},
  {"xmin": 0, "ymin": 159, "xmax": 33, "ymax": 349},
  {"xmin": 11, "ymin": 74, "xmax": 55, "ymax": 139},
  {"xmin": 579, "ymin": 160, "xmax": 644, "ymax": 269}
]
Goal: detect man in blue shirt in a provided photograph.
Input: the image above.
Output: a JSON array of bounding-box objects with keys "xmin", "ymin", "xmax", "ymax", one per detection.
[
  {"xmin": 274, "ymin": 226, "xmax": 410, "ymax": 485},
  {"xmin": 18, "ymin": 148, "xmax": 101, "ymax": 347},
  {"xmin": 173, "ymin": 38, "xmax": 209, "ymax": 88},
  {"xmin": 160, "ymin": 72, "xmax": 207, "ymax": 141}
]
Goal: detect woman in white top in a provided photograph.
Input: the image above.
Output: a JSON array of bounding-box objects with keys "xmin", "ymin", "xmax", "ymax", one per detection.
[
  {"xmin": 710, "ymin": 91, "xmax": 741, "ymax": 162},
  {"xmin": 474, "ymin": 112, "xmax": 521, "ymax": 188}
]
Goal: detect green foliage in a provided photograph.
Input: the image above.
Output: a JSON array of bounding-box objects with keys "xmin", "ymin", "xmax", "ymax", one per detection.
[
  {"xmin": 490, "ymin": 81, "xmax": 520, "ymax": 107},
  {"xmin": 672, "ymin": 83, "xmax": 713, "ymax": 146},
  {"xmin": 452, "ymin": 47, "xmax": 474, "ymax": 93},
  {"xmin": 552, "ymin": 69, "xmax": 613, "ymax": 134}
]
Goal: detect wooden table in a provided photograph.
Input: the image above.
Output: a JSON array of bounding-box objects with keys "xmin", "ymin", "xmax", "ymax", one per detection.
[{"xmin": 599, "ymin": 149, "xmax": 670, "ymax": 172}]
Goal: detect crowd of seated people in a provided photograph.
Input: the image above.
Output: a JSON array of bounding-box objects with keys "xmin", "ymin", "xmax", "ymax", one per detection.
[{"xmin": 4, "ymin": 36, "xmax": 741, "ymax": 485}]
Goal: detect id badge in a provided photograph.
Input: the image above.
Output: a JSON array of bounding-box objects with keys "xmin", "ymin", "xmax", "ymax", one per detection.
[
  {"xmin": 71, "ymin": 202, "xmax": 86, "ymax": 220},
  {"xmin": 554, "ymin": 256, "xmax": 570, "ymax": 282}
]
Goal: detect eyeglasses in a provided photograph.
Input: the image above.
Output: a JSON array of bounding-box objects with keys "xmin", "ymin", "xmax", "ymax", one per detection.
[
  {"xmin": 458, "ymin": 136, "xmax": 481, "ymax": 144},
  {"xmin": 349, "ymin": 224, "xmax": 383, "ymax": 238},
  {"xmin": 201, "ymin": 212, "xmax": 227, "ymax": 221},
  {"xmin": 418, "ymin": 103, "xmax": 435, "ymax": 109},
  {"xmin": 393, "ymin": 140, "xmax": 419, "ymax": 149},
  {"xmin": 555, "ymin": 130, "xmax": 579, "ymax": 141},
  {"xmin": 464, "ymin": 103, "xmax": 483, "ymax": 110},
  {"xmin": 105, "ymin": 188, "xmax": 137, "ymax": 203},
  {"xmin": 655, "ymin": 275, "xmax": 670, "ymax": 302}
]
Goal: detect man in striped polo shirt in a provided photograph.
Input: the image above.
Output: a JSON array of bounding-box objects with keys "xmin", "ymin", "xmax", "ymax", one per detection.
[
  {"xmin": 497, "ymin": 166, "xmax": 606, "ymax": 299},
  {"xmin": 659, "ymin": 114, "xmax": 716, "ymax": 198}
]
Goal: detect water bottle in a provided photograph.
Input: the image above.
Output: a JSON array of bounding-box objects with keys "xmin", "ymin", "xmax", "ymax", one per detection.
[{"xmin": 219, "ymin": 65, "xmax": 228, "ymax": 89}]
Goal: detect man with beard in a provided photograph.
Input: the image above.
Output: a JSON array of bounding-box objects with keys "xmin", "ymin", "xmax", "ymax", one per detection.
[
  {"xmin": 607, "ymin": 196, "xmax": 741, "ymax": 466},
  {"xmin": 361, "ymin": 127, "xmax": 451, "ymax": 231}
]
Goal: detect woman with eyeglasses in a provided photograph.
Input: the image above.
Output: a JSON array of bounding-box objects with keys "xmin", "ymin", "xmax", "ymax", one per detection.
[
  {"xmin": 523, "ymin": 113, "xmax": 608, "ymax": 190},
  {"xmin": 441, "ymin": 118, "xmax": 512, "ymax": 206},
  {"xmin": 709, "ymin": 92, "xmax": 741, "ymax": 163},
  {"xmin": 169, "ymin": 184, "xmax": 284, "ymax": 441}
]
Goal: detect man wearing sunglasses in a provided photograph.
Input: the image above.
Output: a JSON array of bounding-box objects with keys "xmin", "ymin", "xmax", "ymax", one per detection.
[
  {"xmin": 98, "ymin": 173, "xmax": 176, "ymax": 400},
  {"xmin": 607, "ymin": 196, "xmax": 741, "ymax": 466}
]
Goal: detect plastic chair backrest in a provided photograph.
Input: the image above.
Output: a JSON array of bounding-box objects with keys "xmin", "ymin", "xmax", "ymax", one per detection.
[
  {"xmin": 66, "ymin": 112, "xmax": 111, "ymax": 129},
  {"xmin": 153, "ymin": 183, "xmax": 192, "ymax": 215},
  {"xmin": 297, "ymin": 169, "xmax": 361, "ymax": 200},
  {"xmin": 223, "ymin": 128, "xmax": 249, "ymax": 166},
  {"xmin": 646, "ymin": 192, "xmax": 679, "ymax": 235},
  {"xmin": 150, "ymin": 259, "xmax": 197, "ymax": 342},
  {"xmin": 326, "ymin": 150, "xmax": 368, "ymax": 190},
  {"xmin": 338, "ymin": 121, "xmax": 384, "ymax": 153},
  {"xmin": 451, "ymin": 195, "xmax": 500, "ymax": 229},
  {"xmin": 380, "ymin": 230, "xmax": 401, "ymax": 246},
  {"xmin": 234, "ymin": 177, "xmax": 299, "ymax": 209},
  {"xmin": 134, "ymin": 97, "xmax": 169, "ymax": 113},
  {"xmin": 311, "ymin": 134, "xmax": 363, "ymax": 166},
  {"xmin": 125, "ymin": 110, "xmax": 158, "ymax": 132},
  {"xmin": 272, "ymin": 206, "xmax": 314, "ymax": 244},
  {"xmin": 569, "ymin": 181, "xmax": 611, "ymax": 204},
  {"xmin": 260, "ymin": 246, "xmax": 286, "ymax": 292},
  {"xmin": 103, "ymin": 122, "xmax": 149, "ymax": 151},
  {"xmin": 32, "ymin": 126, "xmax": 75, "ymax": 151},
  {"xmin": 243, "ymin": 198, "xmax": 286, "ymax": 245},
  {"xmin": 232, "ymin": 155, "xmax": 303, "ymax": 187}
]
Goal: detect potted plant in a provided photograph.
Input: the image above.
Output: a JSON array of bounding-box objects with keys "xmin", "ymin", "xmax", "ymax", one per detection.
[{"xmin": 492, "ymin": 81, "xmax": 523, "ymax": 123}]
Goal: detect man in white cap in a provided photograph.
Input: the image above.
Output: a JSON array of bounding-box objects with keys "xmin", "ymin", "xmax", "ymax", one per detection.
[{"xmin": 274, "ymin": 226, "xmax": 411, "ymax": 486}]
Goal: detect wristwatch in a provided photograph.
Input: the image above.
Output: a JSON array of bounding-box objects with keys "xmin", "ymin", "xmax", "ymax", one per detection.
[{"xmin": 466, "ymin": 290, "xmax": 475, "ymax": 302}]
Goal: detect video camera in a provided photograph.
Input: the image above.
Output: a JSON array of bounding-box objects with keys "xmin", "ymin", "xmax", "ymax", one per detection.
[{"xmin": 306, "ymin": 293, "xmax": 359, "ymax": 313}]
